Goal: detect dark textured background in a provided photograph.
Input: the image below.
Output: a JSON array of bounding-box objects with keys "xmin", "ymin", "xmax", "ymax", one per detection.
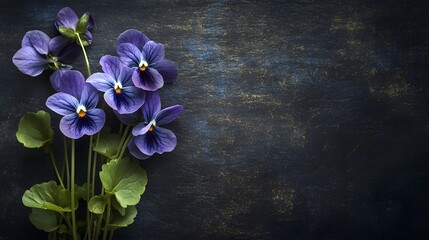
[{"xmin": 1, "ymin": 0, "xmax": 429, "ymax": 239}]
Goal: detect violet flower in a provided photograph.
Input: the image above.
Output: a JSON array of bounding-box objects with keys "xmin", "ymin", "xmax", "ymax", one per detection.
[
  {"xmin": 87, "ymin": 55, "xmax": 146, "ymax": 114},
  {"xmin": 127, "ymin": 91, "xmax": 183, "ymax": 159},
  {"xmin": 46, "ymin": 70, "xmax": 105, "ymax": 139},
  {"xmin": 116, "ymin": 29, "xmax": 178, "ymax": 91},
  {"xmin": 12, "ymin": 30, "xmax": 79, "ymax": 90},
  {"xmin": 55, "ymin": 7, "xmax": 94, "ymax": 45}
]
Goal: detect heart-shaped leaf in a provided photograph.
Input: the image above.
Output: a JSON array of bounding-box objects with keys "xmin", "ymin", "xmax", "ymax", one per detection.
[
  {"xmin": 88, "ymin": 195, "xmax": 105, "ymax": 214},
  {"xmin": 93, "ymin": 132, "xmax": 121, "ymax": 159},
  {"xmin": 108, "ymin": 205, "xmax": 137, "ymax": 230},
  {"xmin": 16, "ymin": 110, "xmax": 54, "ymax": 152},
  {"xmin": 99, "ymin": 158, "xmax": 147, "ymax": 208},
  {"xmin": 22, "ymin": 181, "xmax": 77, "ymax": 213},
  {"xmin": 29, "ymin": 208, "xmax": 61, "ymax": 232}
]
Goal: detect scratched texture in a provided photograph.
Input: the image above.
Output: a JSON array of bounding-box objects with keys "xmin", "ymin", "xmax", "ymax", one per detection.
[{"xmin": 1, "ymin": 0, "xmax": 429, "ymax": 239}]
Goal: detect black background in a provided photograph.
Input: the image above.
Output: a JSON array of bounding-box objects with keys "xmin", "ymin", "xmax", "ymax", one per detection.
[{"xmin": 1, "ymin": 0, "xmax": 429, "ymax": 239}]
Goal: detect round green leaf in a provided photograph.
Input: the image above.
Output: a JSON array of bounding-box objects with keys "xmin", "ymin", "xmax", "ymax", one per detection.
[
  {"xmin": 108, "ymin": 205, "xmax": 138, "ymax": 230},
  {"xmin": 93, "ymin": 133, "xmax": 121, "ymax": 159},
  {"xmin": 99, "ymin": 158, "xmax": 147, "ymax": 208},
  {"xmin": 88, "ymin": 195, "xmax": 105, "ymax": 214},
  {"xmin": 22, "ymin": 181, "xmax": 77, "ymax": 213},
  {"xmin": 16, "ymin": 110, "xmax": 54, "ymax": 152},
  {"xmin": 29, "ymin": 208, "xmax": 61, "ymax": 232}
]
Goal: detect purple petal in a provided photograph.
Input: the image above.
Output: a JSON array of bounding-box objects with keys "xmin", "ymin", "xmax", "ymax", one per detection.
[
  {"xmin": 142, "ymin": 41, "xmax": 164, "ymax": 64},
  {"xmin": 114, "ymin": 110, "xmax": 140, "ymax": 125},
  {"xmin": 155, "ymin": 105, "xmax": 184, "ymax": 126},
  {"xmin": 49, "ymin": 36, "xmax": 80, "ymax": 64},
  {"xmin": 46, "ymin": 92, "xmax": 79, "ymax": 116},
  {"xmin": 80, "ymin": 83, "xmax": 99, "ymax": 109},
  {"xmin": 100, "ymin": 55, "xmax": 122, "ymax": 79},
  {"xmin": 59, "ymin": 109, "xmax": 105, "ymax": 139},
  {"xmin": 117, "ymin": 43, "xmax": 142, "ymax": 68},
  {"xmin": 55, "ymin": 7, "xmax": 78, "ymax": 30},
  {"xmin": 127, "ymin": 137, "xmax": 150, "ymax": 160},
  {"xmin": 119, "ymin": 65, "xmax": 134, "ymax": 87},
  {"xmin": 131, "ymin": 67, "xmax": 164, "ymax": 91},
  {"xmin": 104, "ymin": 87, "xmax": 146, "ymax": 114},
  {"xmin": 132, "ymin": 122, "xmax": 152, "ymax": 136},
  {"xmin": 22, "ymin": 30, "xmax": 50, "ymax": 55},
  {"xmin": 50, "ymin": 66, "xmax": 72, "ymax": 91},
  {"xmin": 87, "ymin": 72, "xmax": 116, "ymax": 92},
  {"xmin": 152, "ymin": 59, "xmax": 178, "ymax": 84},
  {"xmin": 87, "ymin": 13, "xmax": 95, "ymax": 31},
  {"xmin": 12, "ymin": 47, "xmax": 49, "ymax": 77},
  {"xmin": 116, "ymin": 29, "xmax": 150, "ymax": 51},
  {"xmin": 60, "ymin": 114, "xmax": 84, "ymax": 139},
  {"xmin": 84, "ymin": 31, "xmax": 93, "ymax": 43},
  {"xmin": 134, "ymin": 126, "xmax": 177, "ymax": 155},
  {"xmin": 143, "ymin": 91, "xmax": 161, "ymax": 122},
  {"xmin": 82, "ymin": 109, "xmax": 106, "ymax": 136},
  {"xmin": 57, "ymin": 70, "xmax": 85, "ymax": 98}
]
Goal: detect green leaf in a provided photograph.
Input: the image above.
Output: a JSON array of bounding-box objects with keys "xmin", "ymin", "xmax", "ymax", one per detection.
[
  {"xmin": 16, "ymin": 110, "xmax": 54, "ymax": 152},
  {"xmin": 111, "ymin": 197, "xmax": 126, "ymax": 216},
  {"xmin": 99, "ymin": 158, "xmax": 147, "ymax": 208},
  {"xmin": 58, "ymin": 26, "xmax": 76, "ymax": 39},
  {"xmin": 77, "ymin": 34, "xmax": 90, "ymax": 47},
  {"xmin": 93, "ymin": 132, "xmax": 121, "ymax": 159},
  {"xmin": 76, "ymin": 13, "xmax": 90, "ymax": 33},
  {"xmin": 88, "ymin": 195, "xmax": 105, "ymax": 214},
  {"xmin": 22, "ymin": 181, "xmax": 77, "ymax": 213},
  {"xmin": 108, "ymin": 205, "xmax": 138, "ymax": 230},
  {"xmin": 29, "ymin": 208, "xmax": 61, "ymax": 232},
  {"xmin": 75, "ymin": 183, "xmax": 88, "ymax": 201}
]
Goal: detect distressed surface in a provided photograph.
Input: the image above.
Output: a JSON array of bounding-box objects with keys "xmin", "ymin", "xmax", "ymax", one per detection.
[{"xmin": 1, "ymin": 0, "xmax": 429, "ymax": 239}]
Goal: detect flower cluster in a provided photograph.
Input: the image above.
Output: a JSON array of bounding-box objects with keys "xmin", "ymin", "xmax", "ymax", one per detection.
[
  {"xmin": 13, "ymin": 7, "xmax": 183, "ymax": 159},
  {"xmin": 13, "ymin": 6, "xmax": 184, "ymax": 240}
]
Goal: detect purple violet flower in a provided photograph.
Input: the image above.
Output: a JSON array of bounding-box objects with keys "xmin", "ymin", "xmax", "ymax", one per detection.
[
  {"xmin": 116, "ymin": 29, "xmax": 178, "ymax": 91},
  {"xmin": 12, "ymin": 30, "xmax": 79, "ymax": 90},
  {"xmin": 46, "ymin": 70, "xmax": 105, "ymax": 139},
  {"xmin": 87, "ymin": 55, "xmax": 146, "ymax": 114},
  {"xmin": 55, "ymin": 7, "xmax": 94, "ymax": 44},
  {"xmin": 127, "ymin": 91, "xmax": 183, "ymax": 159}
]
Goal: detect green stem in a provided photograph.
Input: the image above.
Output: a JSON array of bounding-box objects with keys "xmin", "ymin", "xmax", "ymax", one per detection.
[
  {"xmin": 70, "ymin": 139, "xmax": 78, "ymax": 240},
  {"xmin": 92, "ymin": 132, "xmax": 101, "ymax": 197},
  {"xmin": 50, "ymin": 151, "xmax": 64, "ymax": 188},
  {"xmin": 86, "ymin": 135, "xmax": 94, "ymax": 240},
  {"xmin": 75, "ymin": 33, "xmax": 91, "ymax": 76},
  {"xmin": 118, "ymin": 134, "xmax": 132, "ymax": 160},
  {"xmin": 108, "ymin": 230, "xmax": 115, "ymax": 240},
  {"xmin": 64, "ymin": 137, "xmax": 70, "ymax": 190},
  {"xmin": 102, "ymin": 197, "xmax": 111, "ymax": 240},
  {"xmin": 115, "ymin": 125, "xmax": 131, "ymax": 159}
]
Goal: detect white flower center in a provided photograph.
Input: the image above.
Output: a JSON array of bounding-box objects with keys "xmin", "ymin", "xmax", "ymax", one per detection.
[
  {"xmin": 139, "ymin": 60, "xmax": 148, "ymax": 71},
  {"xmin": 76, "ymin": 105, "xmax": 87, "ymax": 118},
  {"xmin": 114, "ymin": 81, "xmax": 123, "ymax": 94}
]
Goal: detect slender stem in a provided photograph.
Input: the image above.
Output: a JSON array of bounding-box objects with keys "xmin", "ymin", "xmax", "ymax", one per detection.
[
  {"xmin": 102, "ymin": 197, "xmax": 111, "ymax": 240},
  {"xmin": 50, "ymin": 151, "xmax": 64, "ymax": 188},
  {"xmin": 94, "ymin": 211, "xmax": 104, "ymax": 240},
  {"xmin": 70, "ymin": 139, "xmax": 78, "ymax": 240},
  {"xmin": 63, "ymin": 137, "xmax": 70, "ymax": 190},
  {"xmin": 60, "ymin": 212, "xmax": 73, "ymax": 234},
  {"xmin": 118, "ymin": 134, "xmax": 132, "ymax": 160},
  {"xmin": 119, "ymin": 123, "xmax": 124, "ymax": 136},
  {"xmin": 75, "ymin": 33, "xmax": 91, "ymax": 76},
  {"xmin": 86, "ymin": 135, "xmax": 94, "ymax": 240},
  {"xmin": 108, "ymin": 230, "xmax": 115, "ymax": 240},
  {"xmin": 92, "ymin": 132, "xmax": 101, "ymax": 197},
  {"xmin": 115, "ymin": 125, "xmax": 131, "ymax": 159}
]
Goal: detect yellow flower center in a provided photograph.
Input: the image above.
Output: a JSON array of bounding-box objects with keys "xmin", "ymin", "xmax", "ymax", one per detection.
[
  {"xmin": 114, "ymin": 82, "xmax": 122, "ymax": 94},
  {"xmin": 139, "ymin": 60, "xmax": 148, "ymax": 72},
  {"xmin": 148, "ymin": 125, "xmax": 154, "ymax": 132},
  {"xmin": 76, "ymin": 105, "xmax": 87, "ymax": 118}
]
